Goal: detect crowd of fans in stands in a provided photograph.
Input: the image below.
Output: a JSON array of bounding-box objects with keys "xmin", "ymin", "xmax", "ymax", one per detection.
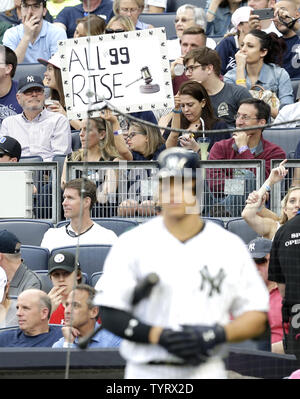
[{"xmin": 1, "ymin": 0, "xmax": 300, "ymax": 378}]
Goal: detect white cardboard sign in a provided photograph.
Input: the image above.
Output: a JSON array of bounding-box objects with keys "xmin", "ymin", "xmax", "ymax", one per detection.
[{"xmin": 57, "ymin": 28, "xmax": 174, "ymax": 120}]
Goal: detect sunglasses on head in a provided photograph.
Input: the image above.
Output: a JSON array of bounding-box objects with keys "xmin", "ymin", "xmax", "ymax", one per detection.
[{"xmin": 105, "ymin": 28, "xmax": 125, "ymax": 34}]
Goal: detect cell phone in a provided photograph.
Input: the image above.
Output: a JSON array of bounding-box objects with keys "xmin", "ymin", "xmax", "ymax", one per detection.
[{"xmin": 254, "ymin": 8, "xmax": 274, "ymax": 20}]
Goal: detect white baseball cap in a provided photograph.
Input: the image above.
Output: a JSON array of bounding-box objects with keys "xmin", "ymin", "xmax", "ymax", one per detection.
[
  {"xmin": 0, "ymin": 267, "xmax": 7, "ymax": 302},
  {"xmin": 38, "ymin": 52, "xmax": 61, "ymax": 70},
  {"xmin": 231, "ymin": 6, "xmax": 252, "ymax": 28}
]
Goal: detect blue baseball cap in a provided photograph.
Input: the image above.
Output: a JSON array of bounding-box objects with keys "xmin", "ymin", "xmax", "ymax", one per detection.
[{"xmin": 0, "ymin": 230, "xmax": 21, "ymax": 254}]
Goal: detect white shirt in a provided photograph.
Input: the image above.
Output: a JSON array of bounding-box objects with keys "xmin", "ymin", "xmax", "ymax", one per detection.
[
  {"xmin": 0, "ymin": 108, "xmax": 72, "ymax": 161},
  {"xmin": 0, "ymin": 0, "xmax": 13, "ymax": 12},
  {"xmin": 40, "ymin": 221, "xmax": 118, "ymax": 252},
  {"xmin": 95, "ymin": 216, "xmax": 269, "ymax": 376},
  {"xmin": 273, "ymin": 102, "xmax": 300, "ymax": 128}
]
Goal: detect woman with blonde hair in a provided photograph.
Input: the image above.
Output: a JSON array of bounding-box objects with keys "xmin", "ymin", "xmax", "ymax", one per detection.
[
  {"xmin": 242, "ymin": 160, "xmax": 300, "ymax": 240},
  {"xmin": 105, "ymin": 14, "xmax": 135, "ymax": 33}
]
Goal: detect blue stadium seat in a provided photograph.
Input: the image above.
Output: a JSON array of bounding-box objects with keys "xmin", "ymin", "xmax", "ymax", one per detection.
[
  {"xmin": 166, "ymin": 0, "xmax": 207, "ymax": 12},
  {"xmin": 19, "ymin": 155, "xmax": 43, "ymax": 163},
  {"xmin": 71, "ymin": 130, "xmax": 81, "ymax": 151},
  {"xmin": 226, "ymin": 218, "xmax": 259, "ymax": 244},
  {"xmin": 50, "ymin": 245, "xmax": 112, "ymax": 280},
  {"xmin": 35, "ymin": 269, "xmax": 88, "ymax": 293},
  {"xmin": 14, "ymin": 63, "xmax": 46, "ymax": 82},
  {"xmin": 20, "ymin": 245, "xmax": 50, "ymax": 270},
  {"xmin": 202, "ymin": 217, "xmax": 224, "ymax": 228},
  {"xmin": 263, "ymin": 128, "xmax": 300, "ymax": 159},
  {"xmin": 56, "ymin": 218, "xmax": 139, "ymax": 236},
  {"xmin": 291, "ymin": 78, "xmax": 300, "ymax": 101},
  {"xmin": 139, "ymin": 13, "xmax": 176, "ymax": 39},
  {"xmin": 89, "ymin": 271, "xmax": 104, "ymax": 287},
  {"xmin": 0, "ymin": 219, "xmax": 54, "ymax": 246}
]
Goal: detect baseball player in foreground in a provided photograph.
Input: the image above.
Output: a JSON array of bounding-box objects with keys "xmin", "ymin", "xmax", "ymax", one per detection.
[{"xmin": 94, "ymin": 147, "xmax": 269, "ymax": 379}]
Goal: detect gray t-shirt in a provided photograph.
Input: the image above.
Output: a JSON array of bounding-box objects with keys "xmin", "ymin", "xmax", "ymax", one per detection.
[
  {"xmin": 210, "ymin": 82, "xmax": 252, "ymax": 127},
  {"xmin": 8, "ymin": 263, "xmax": 42, "ymax": 297}
]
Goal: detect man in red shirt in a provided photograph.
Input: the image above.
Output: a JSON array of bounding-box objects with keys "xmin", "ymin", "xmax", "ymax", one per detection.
[{"xmin": 206, "ymin": 98, "xmax": 286, "ymax": 217}]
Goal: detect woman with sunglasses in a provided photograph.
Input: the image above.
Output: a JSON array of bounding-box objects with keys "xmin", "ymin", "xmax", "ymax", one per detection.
[
  {"xmin": 105, "ymin": 14, "xmax": 135, "ymax": 34},
  {"xmin": 116, "ymin": 120, "xmax": 165, "ymax": 217},
  {"xmin": 61, "ymin": 111, "xmax": 130, "ymax": 216},
  {"xmin": 242, "ymin": 159, "xmax": 300, "ymax": 241},
  {"xmin": 113, "ymin": 0, "xmax": 153, "ymax": 30},
  {"xmin": 165, "ymin": 80, "xmax": 230, "ymax": 157}
]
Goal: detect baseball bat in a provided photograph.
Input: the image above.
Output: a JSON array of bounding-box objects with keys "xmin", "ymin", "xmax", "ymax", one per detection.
[{"xmin": 78, "ymin": 273, "xmax": 160, "ymax": 349}]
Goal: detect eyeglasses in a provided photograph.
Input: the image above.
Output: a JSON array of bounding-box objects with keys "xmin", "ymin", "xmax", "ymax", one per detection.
[
  {"xmin": 254, "ymin": 258, "xmax": 268, "ymax": 264},
  {"xmin": 234, "ymin": 113, "xmax": 258, "ymax": 121},
  {"xmin": 174, "ymin": 17, "xmax": 194, "ymax": 23},
  {"xmin": 184, "ymin": 64, "xmax": 203, "ymax": 74},
  {"xmin": 23, "ymin": 87, "xmax": 44, "ymax": 95},
  {"xmin": 120, "ymin": 7, "xmax": 139, "ymax": 13},
  {"xmin": 105, "ymin": 28, "xmax": 125, "ymax": 34},
  {"xmin": 21, "ymin": 3, "xmax": 42, "ymax": 10},
  {"xmin": 127, "ymin": 132, "xmax": 146, "ymax": 140}
]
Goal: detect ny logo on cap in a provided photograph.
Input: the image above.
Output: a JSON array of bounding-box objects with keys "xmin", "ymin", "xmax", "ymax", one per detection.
[
  {"xmin": 0, "ymin": 136, "xmax": 6, "ymax": 144},
  {"xmin": 27, "ymin": 76, "xmax": 34, "ymax": 82},
  {"xmin": 249, "ymin": 243, "xmax": 255, "ymax": 251}
]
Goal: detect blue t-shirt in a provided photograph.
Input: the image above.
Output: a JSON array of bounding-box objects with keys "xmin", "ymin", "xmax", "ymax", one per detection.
[
  {"xmin": 0, "ymin": 80, "xmax": 22, "ymax": 126},
  {"xmin": 283, "ymin": 35, "xmax": 300, "ymax": 79},
  {"xmin": 0, "ymin": 325, "xmax": 63, "ymax": 347},
  {"xmin": 52, "ymin": 325, "xmax": 121, "ymax": 348},
  {"xmin": 55, "ymin": 1, "xmax": 113, "ymax": 38}
]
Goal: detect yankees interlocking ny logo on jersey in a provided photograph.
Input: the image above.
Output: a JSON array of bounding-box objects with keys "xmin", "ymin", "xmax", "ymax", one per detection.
[
  {"xmin": 199, "ymin": 266, "xmax": 225, "ymax": 296},
  {"xmin": 27, "ymin": 75, "xmax": 34, "ymax": 82}
]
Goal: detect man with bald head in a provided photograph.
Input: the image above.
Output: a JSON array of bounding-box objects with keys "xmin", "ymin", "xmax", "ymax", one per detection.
[{"xmin": 0, "ymin": 289, "xmax": 62, "ymax": 346}]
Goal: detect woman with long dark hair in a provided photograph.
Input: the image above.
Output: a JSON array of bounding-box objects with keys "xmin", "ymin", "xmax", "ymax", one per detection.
[
  {"xmin": 224, "ymin": 29, "xmax": 294, "ymax": 118},
  {"xmin": 166, "ymin": 80, "xmax": 230, "ymax": 157}
]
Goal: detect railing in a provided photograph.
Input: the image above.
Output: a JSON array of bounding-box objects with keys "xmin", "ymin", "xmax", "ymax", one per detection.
[{"xmin": 0, "ymin": 162, "xmax": 59, "ymax": 224}]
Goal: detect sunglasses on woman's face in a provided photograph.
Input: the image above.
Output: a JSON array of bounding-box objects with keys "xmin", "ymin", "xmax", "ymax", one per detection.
[{"xmin": 105, "ymin": 29, "xmax": 125, "ymax": 34}]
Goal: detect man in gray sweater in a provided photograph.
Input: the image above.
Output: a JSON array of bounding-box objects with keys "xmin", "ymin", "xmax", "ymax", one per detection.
[{"xmin": 0, "ymin": 229, "xmax": 41, "ymax": 297}]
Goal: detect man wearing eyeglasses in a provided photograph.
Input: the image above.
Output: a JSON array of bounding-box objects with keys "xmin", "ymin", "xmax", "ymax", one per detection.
[
  {"xmin": 54, "ymin": 0, "xmax": 113, "ymax": 38},
  {"xmin": 248, "ymin": 237, "xmax": 284, "ymax": 354},
  {"xmin": 205, "ymin": 98, "xmax": 285, "ymax": 217},
  {"xmin": 2, "ymin": 0, "xmax": 67, "ymax": 64},
  {"xmin": 0, "ymin": 74, "xmax": 71, "ymax": 161},
  {"xmin": 183, "ymin": 47, "xmax": 252, "ymax": 127}
]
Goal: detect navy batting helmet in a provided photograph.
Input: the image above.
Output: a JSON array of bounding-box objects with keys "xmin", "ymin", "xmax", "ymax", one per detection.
[{"xmin": 157, "ymin": 148, "xmax": 200, "ymax": 179}]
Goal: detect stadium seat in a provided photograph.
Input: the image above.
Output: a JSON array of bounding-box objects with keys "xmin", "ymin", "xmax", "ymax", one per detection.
[
  {"xmin": 0, "ymin": 219, "xmax": 54, "ymax": 246},
  {"xmin": 14, "ymin": 63, "xmax": 46, "ymax": 82},
  {"xmin": 56, "ymin": 218, "xmax": 139, "ymax": 236},
  {"xmin": 19, "ymin": 155, "xmax": 43, "ymax": 163},
  {"xmin": 291, "ymin": 78, "xmax": 300, "ymax": 101},
  {"xmin": 35, "ymin": 270, "xmax": 88, "ymax": 293},
  {"xmin": 139, "ymin": 13, "xmax": 176, "ymax": 39},
  {"xmin": 20, "ymin": 245, "xmax": 50, "ymax": 271},
  {"xmin": 166, "ymin": 0, "xmax": 207, "ymax": 12},
  {"xmin": 71, "ymin": 130, "xmax": 81, "ymax": 151},
  {"xmin": 263, "ymin": 128, "xmax": 300, "ymax": 159},
  {"xmin": 89, "ymin": 271, "xmax": 103, "ymax": 287},
  {"xmin": 226, "ymin": 218, "xmax": 259, "ymax": 244},
  {"xmin": 50, "ymin": 245, "xmax": 112, "ymax": 280},
  {"xmin": 202, "ymin": 217, "xmax": 224, "ymax": 228}
]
